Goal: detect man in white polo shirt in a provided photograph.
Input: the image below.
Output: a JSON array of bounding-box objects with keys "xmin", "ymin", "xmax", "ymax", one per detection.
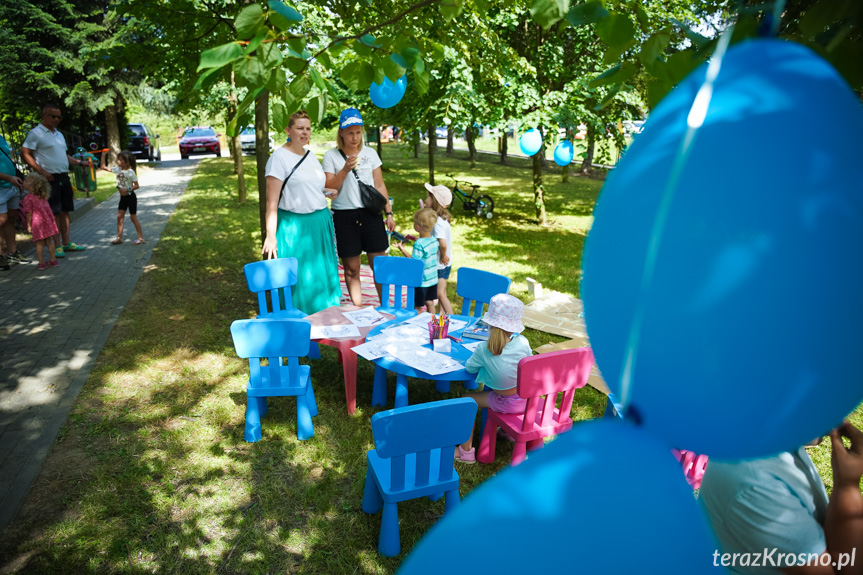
[{"xmin": 21, "ymin": 104, "xmax": 89, "ymax": 258}]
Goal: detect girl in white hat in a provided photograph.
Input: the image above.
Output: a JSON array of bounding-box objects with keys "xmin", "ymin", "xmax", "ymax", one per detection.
[
  {"xmin": 423, "ymin": 182, "xmax": 455, "ymax": 314},
  {"xmin": 456, "ymin": 293, "xmax": 533, "ymax": 463}
]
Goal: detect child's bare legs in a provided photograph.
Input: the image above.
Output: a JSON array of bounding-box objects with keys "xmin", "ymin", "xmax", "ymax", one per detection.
[
  {"xmin": 129, "ymin": 214, "xmax": 144, "ymax": 241},
  {"xmin": 425, "ymin": 299, "xmax": 436, "ymax": 315},
  {"xmin": 35, "ymin": 239, "xmax": 45, "ymax": 265},
  {"xmin": 437, "ymin": 278, "xmax": 454, "ymax": 314},
  {"xmin": 458, "ymin": 391, "xmax": 491, "ymax": 453},
  {"xmin": 116, "ymin": 209, "xmax": 126, "ymax": 240},
  {"xmin": 47, "ymin": 237, "xmax": 56, "ymax": 262}
]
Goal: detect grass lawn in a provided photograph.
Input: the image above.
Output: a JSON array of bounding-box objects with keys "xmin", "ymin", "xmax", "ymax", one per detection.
[{"xmin": 0, "ymin": 144, "xmax": 610, "ymax": 574}]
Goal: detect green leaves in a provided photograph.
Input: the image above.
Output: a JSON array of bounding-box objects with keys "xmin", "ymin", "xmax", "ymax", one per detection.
[
  {"xmin": 235, "ymin": 4, "xmax": 265, "ymax": 40},
  {"xmin": 531, "ymin": 0, "xmax": 570, "ymax": 29},
  {"xmin": 289, "ymin": 74, "xmax": 312, "ymax": 100},
  {"xmin": 383, "ymin": 54, "xmax": 406, "ymax": 82},
  {"xmin": 588, "ymin": 61, "xmax": 636, "ymax": 87},
  {"xmin": 307, "ymin": 93, "xmax": 328, "ymax": 124},
  {"xmin": 595, "ymin": 14, "xmax": 635, "ymax": 48},
  {"xmin": 340, "ymin": 61, "xmax": 375, "ymax": 91},
  {"xmin": 198, "ymin": 42, "xmax": 244, "ymax": 72},
  {"xmin": 258, "ymin": 42, "xmax": 283, "ymax": 68},
  {"xmin": 266, "ymin": 68, "xmax": 286, "ymax": 93},
  {"xmin": 234, "ymin": 56, "xmax": 266, "ymax": 89},
  {"xmin": 566, "ymin": 2, "xmax": 608, "ymax": 27},
  {"xmin": 272, "ymin": 101, "xmax": 289, "ymax": 133},
  {"xmin": 439, "ymin": 0, "xmax": 463, "ymax": 21},
  {"xmin": 268, "ymin": 1, "xmax": 303, "ymax": 31},
  {"xmin": 414, "ymin": 70, "xmax": 430, "ymax": 95}
]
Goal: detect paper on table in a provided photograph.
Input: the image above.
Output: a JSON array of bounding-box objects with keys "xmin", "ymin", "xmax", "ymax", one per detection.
[
  {"xmin": 341, "ymin": 307, "xmax": 386, "ymax": 327},
  {"xmin": 460, "ymin": 340, "xmax": 482, "ymax": 353},
  {"xmin": 390, "ymin": 344, "xmax": 463, "ymax": 375},
  {"xmin": 368, "ymin": 323, "xmax": 429, "ymax": 345},
  {"xmin": 403, "ymin": 312, "xmax": 470, "ymax": 334},
  {"xmin": 310, "ymin": 324, "xmax": 362, "ymax": 339}
]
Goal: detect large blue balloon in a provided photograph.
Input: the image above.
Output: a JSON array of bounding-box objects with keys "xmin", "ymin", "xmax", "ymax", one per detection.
[
  {"xmin": 519, "ymin": 128, "xmax": 542, "ymax": 156},
  {"xmin": 369, "ymin": 75, "xmax": 407, "ymax": 109},
  {"xmin": 553, "ymin": 140, "xmax": 574, "ymax": 166},
  {"xmin": 580, "ymin": 39, "xmax": 863, "ymax": 459},
  {"xmin": 400, "ymin": 420, "xmax": 722, "ymax": 574}
]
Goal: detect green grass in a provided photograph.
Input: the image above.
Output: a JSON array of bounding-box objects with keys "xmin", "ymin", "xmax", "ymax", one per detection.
[{"xmin": 0, "ymin": 146, "xmax": 609, "ymax": 573}]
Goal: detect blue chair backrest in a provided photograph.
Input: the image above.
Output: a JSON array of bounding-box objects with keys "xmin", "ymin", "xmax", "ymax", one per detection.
[
  {"xmin": 373, "ymin": 256, "xmax": 424, "ymax": 312},
  {"xmin": 230, "ymin": 318, "xmax": 312, "ymax": 391},
  {"xmin": 371, "ymin": 399, "xmax": 477, "ymax": 490},
  {"xmin": 456, "ymin": 267, "xmax": 512, "ymax": 317},
  {"xmin": 244, "ymin": 258, "xmax": 299, "ymax": 316}
]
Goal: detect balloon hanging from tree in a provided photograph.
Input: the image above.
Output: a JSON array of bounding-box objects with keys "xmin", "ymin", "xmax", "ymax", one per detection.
[
  {"xmin": 519, "ymin": 128, "xmax": 542, "ymax": 156},
  {"xmin": 369, "ymin": 75, "xmax": 407, "ymax": 109},
  {"xmin": 553, "ymin": 140, "xmax": 574, "ymax": 166},
  {"xmin": 580, "ymin": 39, "xmax": 863, "ymax": 460}
]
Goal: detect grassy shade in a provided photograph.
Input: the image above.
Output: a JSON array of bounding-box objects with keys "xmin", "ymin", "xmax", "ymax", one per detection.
[{"xmin": 0, "ymin": 147, "xmax": 609, "ymax": 573}]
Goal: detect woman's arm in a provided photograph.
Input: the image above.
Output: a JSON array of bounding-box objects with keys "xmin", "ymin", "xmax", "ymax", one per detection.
[
  {"xmin": 324, "ymin": 153, "xmax": 355, "ymax": 190},
  {"xmin": 262, "ymin": 175, "xmax": 282, "ymax": 259},
  {"xmin": 373, "ymin": 167, "xmax": 395, "ymax": 232}
]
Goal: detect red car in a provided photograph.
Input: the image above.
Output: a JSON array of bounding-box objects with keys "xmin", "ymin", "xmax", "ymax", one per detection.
[{"xmin": 179, "ymin": 126, "xmax": 221, "ymax": 159}]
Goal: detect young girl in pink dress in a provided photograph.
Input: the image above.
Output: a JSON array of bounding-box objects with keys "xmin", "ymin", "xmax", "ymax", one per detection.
[{"xmin": 21, "ymin": 174, "xmax": 60, "ymax": 270}]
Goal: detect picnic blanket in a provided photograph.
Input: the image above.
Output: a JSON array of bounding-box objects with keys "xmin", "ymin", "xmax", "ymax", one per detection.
[{"xmin": 337, "ymin": 263, "xmax": 419, "ymax": 310}]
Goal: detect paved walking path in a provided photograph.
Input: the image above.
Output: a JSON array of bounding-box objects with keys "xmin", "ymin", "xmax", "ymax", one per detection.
[{"xmin": 0, "ymin": 159, "xmax": 199, "ymax": 530}]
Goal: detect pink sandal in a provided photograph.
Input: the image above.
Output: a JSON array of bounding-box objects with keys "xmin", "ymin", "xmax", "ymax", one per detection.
[
  {"xmin": 133, "ymin": 238, "xmax": 145, "ymax": 245},
  {"xmin": 455, "ymin": 445, "xmax": 475, "ymax": 464}
]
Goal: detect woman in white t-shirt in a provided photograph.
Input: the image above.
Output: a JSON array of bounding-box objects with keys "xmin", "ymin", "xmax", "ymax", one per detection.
[
  {"xmin": 322, "ymin": 108, "xmax": 395, "ymax": 306},
  {"xmin": 262, "ymin": 110, "xmax": 340, "ymax": 314}
]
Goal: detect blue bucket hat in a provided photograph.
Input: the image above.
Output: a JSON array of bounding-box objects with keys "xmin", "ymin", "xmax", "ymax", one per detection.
[{"xmin": 339, "ymin": 108, "xmax": 364, "ymax": 129}]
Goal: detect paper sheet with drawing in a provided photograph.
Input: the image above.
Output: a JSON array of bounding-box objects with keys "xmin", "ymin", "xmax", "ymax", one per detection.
[
  {"xmin": 351, "ymin": 340, "xmax": 464, "ymax": 375},
  {"xmin": 341, "ymin": 307, "xmax": 386, "ymax": 327},
  {"xmin": 310, "ymin": 324, "xmax": 362, "ymax": 339}
]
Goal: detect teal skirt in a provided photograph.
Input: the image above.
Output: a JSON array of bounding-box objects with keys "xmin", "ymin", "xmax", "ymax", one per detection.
[{"xmin": 276, "ymin": 208, "xmax": 341, "ymax": 315}]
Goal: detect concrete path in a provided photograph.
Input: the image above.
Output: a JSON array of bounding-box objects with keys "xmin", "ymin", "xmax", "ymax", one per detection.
[{"xmin": 0, "ymin": 158, "xmax": 200, "ymax": 530}]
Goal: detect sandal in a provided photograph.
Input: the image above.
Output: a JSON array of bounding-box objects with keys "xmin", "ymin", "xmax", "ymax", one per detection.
[
  {"xmin": 111, "ymin": 237, "xmax": 123, "ymax": 245},
  {"xmin": 133, "ymin": 238, "xmax": 146, "ymax": 245},
  {"xmin": 454, "ymin": 445, "xmax": 475, "ymax": 464}
]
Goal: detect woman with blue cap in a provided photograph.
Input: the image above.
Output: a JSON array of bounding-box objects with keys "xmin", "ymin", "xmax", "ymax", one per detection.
[
  {"xmin": 322, "ymin": 108, "xmax": 395, "ymax": 305},
  {"xmin": 262, "ymin": 110, "xmax": 341, "ymax": 314}
]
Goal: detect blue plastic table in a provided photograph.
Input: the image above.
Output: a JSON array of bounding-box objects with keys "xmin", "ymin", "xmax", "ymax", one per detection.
[{"xmin": 367, "ymin": 315, "xmax": 480, "ymax": 408}]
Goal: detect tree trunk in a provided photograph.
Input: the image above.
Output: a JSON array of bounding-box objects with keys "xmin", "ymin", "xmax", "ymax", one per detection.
[
  {"xmin": 446, "ymin": 129, "xmax": 453, "ymax": 155},
  {"xmin": 376, "ymin": 125, "xmax": 383, "ymax": 158},
  {"xmin": 255, "ymin": 90, "xmax": 269, "ymax": 239},
  {"xmin": 466, "ymin": 126, "xmax": 477, "ymax": 168},
  {"xmin": 533, "ymin": 151, "xmax": 546, "ymax": 225},
  {"xmin": 104, "ymin": 99, "xmax": 121, "ymax": 167},
  {"xmin": 427, "ymin": 120, "xmax": 436, "ymax": 185},
  {"xmin": 414, "ymin": 130, "xmax": 419, "ymax": 158},
  {"xmin": 499, "ymin": 132, "xmax": 508, "ymax": 165},
  {"xmin": 562, "ymin": 128, "xmax": 571, "ymax": 183},
  {"xmin": 539, "ymin": 126, "xmax": 549, "ymax": 169},
  {"xmin": 581, "ymin": 124, "xmax": 596, "ymax": 173}
]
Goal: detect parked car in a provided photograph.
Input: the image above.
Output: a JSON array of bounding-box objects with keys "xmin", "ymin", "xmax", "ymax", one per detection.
[
  {"xmin": 435, "ymin": 126, "xmax": 448, "ymax": 139},
  {"xmin": 127, "ymin": 123, "xmax": 161, "ymax": 161},
  {"xmin": 179, "ymin": 126, "xmax": 221, "ymax": 159},
  {"xmin": 623, "ymin": 120, "xmax": 645, "ymax": 135},
  {"xmin": 239, "ymin": 126, "xmax": 275, "ymax": 155}
]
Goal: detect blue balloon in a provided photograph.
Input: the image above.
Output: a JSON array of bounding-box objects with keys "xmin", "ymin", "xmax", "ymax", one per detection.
[
  {"xmin": 553, "ymin": 140, "xmax": 574, "ymax": 166},
  {"xmin": 580, "ymin": 39, "xmax": 863, "ymax": 459},
  {"xmin": 519, "ymin": 128, "xmax": 542, "ymax": 156},
  {"xmin": 369, "ymin": 75, "xmax": 407, "ymax": 109},
  {"xmin": 400, "ymin": 420, "xmax": 721, "ymax": 574}
]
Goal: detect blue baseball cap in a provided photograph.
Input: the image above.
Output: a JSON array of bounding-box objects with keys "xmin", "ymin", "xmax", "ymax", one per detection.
[{"xmin": 339, "ymin": 108, "xmax": 363, "ymax": 129}]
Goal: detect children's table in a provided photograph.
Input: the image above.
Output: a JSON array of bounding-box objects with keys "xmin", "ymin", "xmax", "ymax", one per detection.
[
  {"xmin": 366, "ymin": 315, "xmax": 480, "ymax": 409},
  {"xmin": 306, "ymin": 304, "xmax": 394, "ymax": 415}
]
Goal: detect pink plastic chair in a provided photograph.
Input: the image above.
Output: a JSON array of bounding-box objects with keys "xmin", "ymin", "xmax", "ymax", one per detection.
[
  {"xmin": 671, "ymin": 449, "xmax": 709, "ymax": 490},
  {"xmin": 477, "ymin": 347, "xmax": 594, "ymax": 467}
]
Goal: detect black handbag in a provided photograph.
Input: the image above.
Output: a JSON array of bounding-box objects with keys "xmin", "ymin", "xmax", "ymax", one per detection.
[{"xmin": 338, "ymin": 150, "xmax": 386, "ymax": 215}]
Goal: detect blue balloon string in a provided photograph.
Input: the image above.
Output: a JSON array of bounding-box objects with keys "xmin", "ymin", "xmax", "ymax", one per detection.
[{"xmin": 618, "ymin": 26, "xmax": 736, "ymax": 411}]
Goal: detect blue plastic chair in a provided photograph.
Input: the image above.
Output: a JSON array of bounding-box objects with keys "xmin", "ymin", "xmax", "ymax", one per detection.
[
  {"xmin": 603, "ymin": 392, "xmax": 625, "ymax": 421},
  {"xmin": 362, "ymin": 398, "xmax": 477, "ymax": 557},
  {"xmin": 456, "ymin": 267, "xmax": 512, "ymax": 318},
  {"xmin": 230, "ymin": 318, "xmax": 318, "ymax": 442},
  {"xmin": 244, "ymin": 258, "xmax": 321, "ymax": 359},
  {"xmin": 372, "ymin": 256, "xmax": 424, "ymax": 321}
]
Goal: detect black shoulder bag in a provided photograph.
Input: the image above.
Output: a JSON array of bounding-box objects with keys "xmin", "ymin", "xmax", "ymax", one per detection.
[
  {"xmin": 278, "ymin": 150, "xmax": 310, "ymax": 204},
  {"xmin": 338, "ymin": 150, "xmax": 387, "ymax": 215}
]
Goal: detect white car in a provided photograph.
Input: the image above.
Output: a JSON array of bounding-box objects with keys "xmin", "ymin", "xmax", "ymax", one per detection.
[{"xmin": 240, "ymin": 126, "xmax": 275, "ymax": 155}]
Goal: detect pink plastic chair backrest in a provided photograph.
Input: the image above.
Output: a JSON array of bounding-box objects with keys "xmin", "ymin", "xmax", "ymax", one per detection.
[{"xmin": 517, "ymin": 347, "xmax": 594, "ymax": 432}]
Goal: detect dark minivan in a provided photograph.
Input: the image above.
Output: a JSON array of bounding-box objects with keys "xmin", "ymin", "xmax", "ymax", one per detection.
[{"xmin": 127, "ymin": 123, "xmax": 161, "ymax": 161}]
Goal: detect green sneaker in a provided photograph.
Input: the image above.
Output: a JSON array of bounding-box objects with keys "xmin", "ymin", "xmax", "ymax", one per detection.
[
  {"xmin": 63, "ymin": 243, "xmax": 86, "ymax": 251},
  {"xmin": 55, "ymin": 246, "xmax": 66, "ymax": 258},
  {"xmin": 8, "ymin": 251, "xmax": 31, "ymax": 264}
]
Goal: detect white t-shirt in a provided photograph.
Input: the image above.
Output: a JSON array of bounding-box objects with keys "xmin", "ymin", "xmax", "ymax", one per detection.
[
  {"xmin": 433, "ymin": 216, "xmax": 452, "ymax": 270},
  {"xmin": 321, "ymin": 147, "xmax": 382, "ymax": 210},
  {"xmin": 110, "ymin": 166, "xmax": 138, "ymax": 192},
  {"xmin": 22, "ymin": 124, "xmax": 69, "ymax": 174},
  {"xmin": 266, "ymin": 147, "xmax": 327, "ymax": 214}
]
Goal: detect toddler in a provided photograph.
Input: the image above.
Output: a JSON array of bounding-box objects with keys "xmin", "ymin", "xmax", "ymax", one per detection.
[
  {"xmin": 456, "ymin": 293, "xmax": 533, "ymax": 463},
  {"xmin": 397, "ymin": 207, "xmax": 439, "ymax": 313},
  {"xmin": 20, "ymin": 174, "xmax": 59, "ymax": 270},
  {"xmin": 100, "ymin": 150, "xmax": 144, "ymax": 245},
  {"xmin": 424, "ymin": 183, "xmax": 454, "ymax": 314}
]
